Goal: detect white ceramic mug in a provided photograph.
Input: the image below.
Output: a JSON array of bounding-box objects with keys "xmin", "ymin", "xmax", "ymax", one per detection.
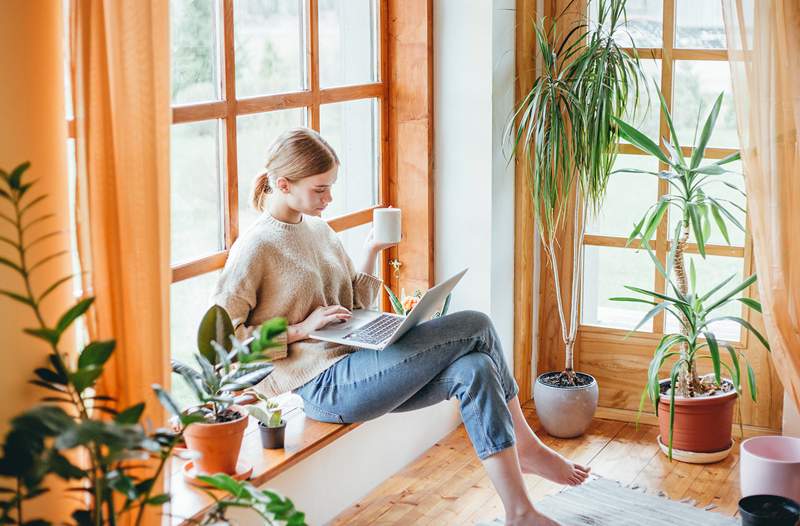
[{"xmin": 373, "ymin": 207, "xmax": 401, "ymax": 244}]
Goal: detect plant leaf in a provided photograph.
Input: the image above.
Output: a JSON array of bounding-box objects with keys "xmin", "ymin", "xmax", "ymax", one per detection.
[
  {"xmin": 56, "ymin": 297, "xmax": 94, "ymax": 335},
  {"xmin": 78, "ymin": 340, "xmax": 115, "ymax": 369},
  {"xmin": 690, "ymin": 92, "xmax": 724, "ymax": 169}
]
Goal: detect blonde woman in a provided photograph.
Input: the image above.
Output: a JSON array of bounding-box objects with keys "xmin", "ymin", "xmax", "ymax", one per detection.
[{"xmin": 212, "ymin": 127, "xmax": 589, "ymax": 526}]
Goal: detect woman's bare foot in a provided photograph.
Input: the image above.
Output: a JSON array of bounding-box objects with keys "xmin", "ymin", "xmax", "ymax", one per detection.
[
  {"xmin": 505, "ymin": 506, "xmax": 561, "ymax": 526},
  {"xmin": 518, "ymin": 442, "xmax": 590, "ymax": 486}
]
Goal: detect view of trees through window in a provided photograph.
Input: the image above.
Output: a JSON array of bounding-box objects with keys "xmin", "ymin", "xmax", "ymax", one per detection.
[
  {"xmin": 581, "ymin": 0, "xmax": 748, "ymax": 341},
  {"xmin": 169, "ymin": 0, "xmax": 383, "ymax": 408}
]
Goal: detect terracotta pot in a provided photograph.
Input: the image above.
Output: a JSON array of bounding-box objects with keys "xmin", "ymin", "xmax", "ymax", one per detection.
[
  {"xmin": 183, "ymin": 406, "xmax": 248, "ymax": 475},
  {"xmin": 533, "ymin": 372, "xmax": 599, "ymax": 438},
  {"xmin": 657, "ymin": 379, "xmax": 737, "ymax": 454}
]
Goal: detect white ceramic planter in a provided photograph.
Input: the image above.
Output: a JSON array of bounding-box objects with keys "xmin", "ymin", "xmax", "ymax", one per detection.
[
  {"xmin": 740, "ymin": 435, "xmax": 800, "ymax": 503},
  {"xmin": 533, "ymin": 372, "xmax": 599, "ymax": 438}
]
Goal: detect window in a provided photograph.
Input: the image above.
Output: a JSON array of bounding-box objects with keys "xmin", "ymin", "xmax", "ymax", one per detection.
[
  {"xmin": 169, "ymin": 0, "xmax": 388, "ymax": 407},
  {"xmin": 581, "ymin": 0, "xmax": 749, "ymax": 341}
]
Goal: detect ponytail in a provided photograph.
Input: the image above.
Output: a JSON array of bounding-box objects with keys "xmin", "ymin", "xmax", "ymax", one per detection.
[{"xmin": 250, "ymin": 171, "xmax": 272, "ymax": 212}]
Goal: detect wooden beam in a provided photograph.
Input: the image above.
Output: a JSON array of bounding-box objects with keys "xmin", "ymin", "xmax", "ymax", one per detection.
[
  {"xmin": 387, "ymin": 0, "xmax": 434, "ymax": 293},
  {"xmin": 513, "ymin": 0, "xmax": 538, "ymax": 402}
]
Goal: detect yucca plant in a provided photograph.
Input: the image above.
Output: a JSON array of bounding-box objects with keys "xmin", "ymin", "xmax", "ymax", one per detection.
[
  {"xmin": 611, "ymin": 86, "xmax": 748, "ymax": 396},
  {"xmin": 612, "ymin": 254, "xmax": 769, "ymax": 458},
  {"xmin": 506, "ymin": 0, "xmax": 646, "ymax": 383}
]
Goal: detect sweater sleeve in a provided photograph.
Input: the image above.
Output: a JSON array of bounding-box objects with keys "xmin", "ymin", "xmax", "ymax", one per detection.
[
  {"xmin": 334, "ymin": 233, "xmax": 383, "ymax": 309},
  {"xmin": 209, "ymin": 238, "xmax": 288, "ymax": 359}
]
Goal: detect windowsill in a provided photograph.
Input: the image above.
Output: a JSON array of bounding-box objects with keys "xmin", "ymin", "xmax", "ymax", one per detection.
[{"xmin": 168, "ymin": 394, "xmax": 359, "ymax": 525}]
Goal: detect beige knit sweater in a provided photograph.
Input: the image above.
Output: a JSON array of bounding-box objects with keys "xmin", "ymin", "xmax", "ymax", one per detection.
[{"xmin": 210, "ymin": 212, "xmax": 382, "ymax": 397}]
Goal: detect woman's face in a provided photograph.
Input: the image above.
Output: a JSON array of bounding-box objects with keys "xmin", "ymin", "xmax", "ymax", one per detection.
[{"xmin": 280, "ymin": 165, "xmax": 338, "ymax": 217}]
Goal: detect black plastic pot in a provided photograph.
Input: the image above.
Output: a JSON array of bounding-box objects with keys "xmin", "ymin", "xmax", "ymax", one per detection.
[
  {"xmin": 739, "ymin": 495, "xmax": 800, "ymax": 526},
  {"xmin": 258, "ymin": 420, "xmax": 286, "ymax": 449}
]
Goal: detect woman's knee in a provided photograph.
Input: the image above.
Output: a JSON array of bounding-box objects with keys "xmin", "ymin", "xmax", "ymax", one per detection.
[
  {"xmin": 450, "ymin": 352, "xmax": 498, "ymax": 388},
  {"xmin": 448, "ymin": 309, "xmax": 493, "ymax": 334}
]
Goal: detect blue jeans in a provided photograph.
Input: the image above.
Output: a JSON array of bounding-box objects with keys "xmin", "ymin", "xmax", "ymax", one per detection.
[{"xmin": 293, "ymin": 310, "xmax": 519, "ymax": 460}]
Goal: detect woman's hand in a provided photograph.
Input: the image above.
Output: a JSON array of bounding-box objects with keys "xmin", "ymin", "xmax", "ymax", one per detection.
[
  {"xmin": 357, "ymin": 228, "xmax": 399, "ymax": 275},
  {"xmin": 289, "ymin": 305, "xmax": 352, "ymax": 343},
  {"xmin": 364, "ymin": 227, "xmax": 399, "ymax": 253}
]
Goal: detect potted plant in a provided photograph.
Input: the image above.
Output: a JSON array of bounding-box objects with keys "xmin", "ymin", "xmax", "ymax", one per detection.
[
  {"xmin": 247, "ymin": 400, "xmax": 286, "ymax": 450},
  {"xmin": 506, "ymin": 0, "xmax": 647, "ymax": 437},
  {"xmin": 172, "ymin": 305, "xmax": 287, "ymax": 475},
  {"xmin": 0, "ymin": 162, "xmax": 303, "ymax": 525},
  {"xmin": 611, "ymin": 89, "xmax": 770, "ymax": 460}
]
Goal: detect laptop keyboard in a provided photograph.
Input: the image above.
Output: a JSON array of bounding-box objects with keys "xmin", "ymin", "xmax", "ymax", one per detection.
[{"xmin": 344, "ymin": 314, "xmax": 404, "ymax": 345}]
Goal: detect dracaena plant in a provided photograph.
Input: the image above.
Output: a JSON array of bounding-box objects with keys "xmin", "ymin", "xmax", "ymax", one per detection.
[
  {"xmin": 171, "ymin": 305, "xmax": 287, "ymax": 422},
  {"xmin": 0, "ymin": 162, "xmax": 303, "ymax": 526},
  {"xmin": 611, "ymin": 86, "xmax": 751, "ymax": 397},
  {"xmin": 506, "ymin": 0, "xmax": 646, "ymax": 383}
]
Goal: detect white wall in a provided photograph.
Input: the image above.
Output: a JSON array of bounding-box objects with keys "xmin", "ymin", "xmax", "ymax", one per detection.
[
  {"xmin": 243, "ymin": 3, "xmax": 521, "ymax": 523},
  {"xmin": 434, "ymin": 0, "xmax": 518, "ymax": 368}
]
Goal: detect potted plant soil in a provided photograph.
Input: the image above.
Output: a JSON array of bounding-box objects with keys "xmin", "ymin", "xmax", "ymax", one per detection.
[
  {"xmin": 247, "ymin": 402, "xmax": 286, "ymax": 450},
  {"xmin": 508, "ymin": 1, "xmax": 647, "ymax": 437},
  {"xmin": 612, "ymin": 89, "xmax": 770, "ymax": 461},
  {"xmin": 172, "ymin": 305, "xmax": 287, "ymax": 475}
]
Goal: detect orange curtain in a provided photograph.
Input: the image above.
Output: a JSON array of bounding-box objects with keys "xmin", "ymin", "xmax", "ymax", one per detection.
[
  {"xmin": 721, "ymin": 0, "xmax": 800, "ymax": 410},
  {"xmin": 71, "ymin": 2, "xmax": 171, "ymax": 523}
]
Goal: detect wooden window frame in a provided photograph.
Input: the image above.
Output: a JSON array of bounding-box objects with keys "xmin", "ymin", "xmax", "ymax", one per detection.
[
  {"xmin": 170, "ymin": 0, "xmax": 391, "ymax": 285},
  {"xmin": 514, "ymin": 0, "xmax": 781, "ymax": 433}
]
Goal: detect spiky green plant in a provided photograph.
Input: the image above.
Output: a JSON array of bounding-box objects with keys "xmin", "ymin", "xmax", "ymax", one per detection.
[
  {"xmin": 506, "ymin": 0, "xmax": 646, "ymax": 382},
  {"xmin": 612, "ymin": 87, "xmax": 747, "ymax": 396}
]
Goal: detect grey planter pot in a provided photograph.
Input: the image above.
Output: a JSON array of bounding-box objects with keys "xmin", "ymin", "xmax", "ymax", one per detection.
[{"xmin": 533, "ymin": 372, "xmax": 599, "ymax": 438}]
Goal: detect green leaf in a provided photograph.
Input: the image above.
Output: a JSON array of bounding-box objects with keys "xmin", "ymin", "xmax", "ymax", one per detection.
[
  {"xmin": 692, "ymin": 163, "xmax": 726, "ymax": 175},
  {"xmin": 746, "ymin": 362, "xmax": 758, "ymax": 401},
  {"xmin": 667, "ymin": 360, "xmax": 683, "ymax": 461},
  {"xmin": 78, "ymin": 340, "xmax": 115, "ymax": 369},
  {"xmin": 737, "ymin": 297, "xmax": 762, "ymax": 313},
  {"xmin": 656, "ymin": 82, "xmax": 686, "ymax": 168},
  {"xmin": 689, "ymin": 258, "xmax": 696, "ymax": 294},
  {"xmin": 705, "ymin": 273, "xmax": 757, "ymax": 313},
  {"xmin": 34, "ymin": 368, "xmax": 65, "ymax": 385},
  {"xmin": 69, "ymin": 365, "xmax": 103, "ymax": 393},
  {"xmin": 0, "ymin": 289, "xmax": 34, "ymax": 307},
  {"xmin": 197, "ymin": 305, "xmax": 235, "ymax": 365},
  {"xmin": 709, "ymin": 204, "xmax": 731, "ymax": 245},
  {"xmin": 197, "ymin": 473, "xmax": 243, "ymax": 497},
  {"xmin": 703, "ymin": 331, "xmax": 722, "ymax": 385},
  {"xmin": 626, "ymin": 214, "xmax": 647, "ymax": 247},
  {"xmin": 640, "ymin": 198, "xmax": 669, "ymax": 244},
  {"xmin": 612, "ymin": 116, "xmax": 672, "ymax": 165},
  {"xmin": 55, "ymin": 297, "xmax": 94, "ymax": 335},
  {"xmin": 713, "ymin": 151, "xmax": 741, "ymax": 166},
  {"xmin": 687, "ymin": 204, "xmax": 706, "ymax": 257},
  {"xmin": 706, "ymin": 315, "xmax": 770, "ymax": 350},
  {"xmin": 0, "ymin": 256, "xmax": 23, "ymax": 275},
  {"xmin": 146, "ymin": 494, "xmax": 171, "ymax": 505},
  {"xmin": 152, "ymin": 384, "xmax": 182, "ymax": 417},
  {"xmin": 37, "ymin": 274, "xmax": 77, "ymax": 304},
  {"xmin": 115, "ymin": 403, "xmax": 145, "ymax": 425},
  {"xmin": 724, "ymin": 344, "xmax": 742, "ymax": 392},
  {"xmin": 384, "ymin": 285, "xmax": 405, "ymax": 315},
  {"xmin": 23, "ymin": 327, "xmax": 60, "ymax": 345},
  {"xmin": 690, "ymin": 92, "xmax": 724, "ymax": 169},
  {"xmin": 8, "ymin": 162, "xmax": 30, "ymax": 190},
  {"xmin": 246, "ymin": 405, "xmax": 271, "ymax": 426},
  {"xmin": 47, "ymin": 451, "xmax": 86, "ymax": 480},
  {"xmin": 699, "ymin": 273, "xmax": 737, "ymax": 303}
]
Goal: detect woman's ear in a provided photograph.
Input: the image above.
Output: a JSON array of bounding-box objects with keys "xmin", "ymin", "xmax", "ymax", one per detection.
[{"xmin": 275, "ymin": 177, "xmax": 290, "ymax": 194}]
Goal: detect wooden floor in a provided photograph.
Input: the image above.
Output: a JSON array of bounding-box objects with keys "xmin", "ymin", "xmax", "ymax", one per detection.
[{"xmin": 332, "ymin": 402, "xmax": 741, "ymax": 525}]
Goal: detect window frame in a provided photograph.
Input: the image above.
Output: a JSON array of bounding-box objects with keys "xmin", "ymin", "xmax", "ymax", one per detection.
[
  {"xmin": 170, "ymin": 0, "xmax": 391, "ymax": 285},
  {"xmin": 579, "ymin": 0, "xmax": 753, "ymax": 345}
]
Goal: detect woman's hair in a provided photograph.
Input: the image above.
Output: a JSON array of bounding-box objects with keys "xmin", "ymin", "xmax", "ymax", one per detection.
[{"xmin": 251, "ymin": 127, "xmax": 340, "ymax": 212}]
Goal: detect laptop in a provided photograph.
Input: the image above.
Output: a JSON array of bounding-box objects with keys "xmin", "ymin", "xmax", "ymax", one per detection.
[{"xmin": 310, "ymin": 268, "xmax": 468, "ymax": 350}]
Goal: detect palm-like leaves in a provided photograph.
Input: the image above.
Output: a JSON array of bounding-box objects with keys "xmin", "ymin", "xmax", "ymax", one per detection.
[
  {"xmin": 613, "ymin": 85, "xmax": 744, "ymax": 257},
  {"xmin": 506, "ymin": 0, "xmax": 646, "ymax": 376}
]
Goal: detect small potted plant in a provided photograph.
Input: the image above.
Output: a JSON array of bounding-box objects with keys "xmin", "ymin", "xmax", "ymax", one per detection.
[
  {"xmin": 172, "ymin": 305, "xmax": 287, "ymax": 475},
  {"xmin": 246, "ymin": 400, "xmax": 286, "ymax": 450}
]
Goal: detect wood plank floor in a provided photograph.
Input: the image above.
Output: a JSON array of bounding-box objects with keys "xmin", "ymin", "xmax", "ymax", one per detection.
[{"xmin": 332, "ymin": 402, "xmax": 741, "ymax": 525}]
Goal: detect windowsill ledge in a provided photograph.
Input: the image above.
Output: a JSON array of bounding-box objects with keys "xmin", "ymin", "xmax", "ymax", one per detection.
[{"xmin": 168, "ymin": 394, "xmax": 358, "ymax": 525}]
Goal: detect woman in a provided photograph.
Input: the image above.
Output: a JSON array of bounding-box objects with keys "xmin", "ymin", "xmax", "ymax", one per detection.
[{"xmin": 212, "ymin": 127, "xmax": 589, "ymax": 526}]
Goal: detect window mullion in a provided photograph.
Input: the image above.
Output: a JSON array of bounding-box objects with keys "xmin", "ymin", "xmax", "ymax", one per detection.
[
  {"xmin": 653, "ymin": 0, "xmax": 677, "ymax": 334},
  {"xmin": 309, "ymin": 0, "xmax": 320, "ymax": 130},
  {"xmin": 221, "ymin": 0, "xmax": 239, "ymax": 247}
]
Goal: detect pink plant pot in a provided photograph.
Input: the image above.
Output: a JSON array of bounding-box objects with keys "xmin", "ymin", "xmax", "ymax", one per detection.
[{"xmin": 740, "ymin": 435, "xmax": 800, "ymax": 503}]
